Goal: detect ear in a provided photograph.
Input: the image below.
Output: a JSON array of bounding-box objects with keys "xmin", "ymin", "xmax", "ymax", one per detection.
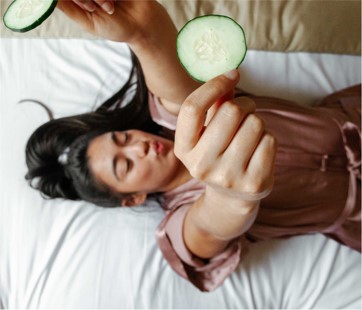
[{"xmin": 120, "ymin": 193, "xmax": 147, "ymax": 207}]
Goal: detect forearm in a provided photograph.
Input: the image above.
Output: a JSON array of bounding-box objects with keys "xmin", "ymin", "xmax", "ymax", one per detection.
[
  {"xmin": 128, "ymin": 1, "xmax": 200, "ymax": 114},
  {"xmin": 57, "ymin": 0, "xmax": 199, "ymax": 113},
  {"xmin": 183, "ymin": 185, "xmax": 259, "ymax": 259}
]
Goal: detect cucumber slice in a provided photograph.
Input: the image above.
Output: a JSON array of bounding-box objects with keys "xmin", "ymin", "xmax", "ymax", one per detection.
[
  {"xmin": 3, "ymin": 0, "xmax": 58, "ymax": 33},
  {"xmin": 177, "ymin": 15, "xmax": 247, "ymax": 82}
]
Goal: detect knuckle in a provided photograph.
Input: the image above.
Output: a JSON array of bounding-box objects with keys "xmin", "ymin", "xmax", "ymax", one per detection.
[
  {"xmin": 264, "ymin": 133, "xmax": 277, "ymax": 149},
  {"xmin": 189, "ymin": 166, "xmax": 203, "ymax": 179},
  {"xmin": 189, "ymin": 159, "xmax": 207, "ymax": 180},
  {"xmin": 213, "ymin": 172, "xmax": 234, "ymax": 189},
  {"xmin": 247, "ymin": 114, "xmax": 264, "ymax": 132},
  {"xmin": 173, "ymin": 144, "xmax": 182, "ymax": 159},
  {"xmin": 220, "ymin": 177, "xmax": 234, "ymax": 190},
  {"xmin": 181, "ymin": 99, "xmax": 199, "ymax": 117},
  {"xmin": 221, "ymin": 101, "xmax": 243, "ymax": 117},
  {"xmin": 244, "ymin": 179, "xmax": 265, "ymax": 195}
]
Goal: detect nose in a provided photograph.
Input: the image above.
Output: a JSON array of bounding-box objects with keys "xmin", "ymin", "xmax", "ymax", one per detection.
[{"xmin": 124, "ymin": 141, "xmax": 149, "ymax": 158}]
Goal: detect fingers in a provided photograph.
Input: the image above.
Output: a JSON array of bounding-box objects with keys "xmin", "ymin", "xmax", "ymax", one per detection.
[
  {"xmin": 57, "ymin": 0, "xmax": 115, "ymax": 30},
  {"xmin": 174, "ymin": 69, "xmax": 276, "ymax": 200},
  {"xmin": 204, "ymin": 88, "xmax": 235, "ymax": 126},
  {"xmin": 73, "ymin": 0, "xmax": 96, "ymax": 12},
  {"xmin": 198, "ymin": 97, "xmax": 256, "ymax": 157},
  {"xmin": 246, "ymin": 132, "xmax": 277, "ymax": 192},
  {"xmin": 70, "ymin": 0, "xmax": 115, "ymax": 14},
  {"xmin": 175, "ymin": 70, "xmax": 240, "ymax": 155},
  {"xmin": 223, "ymin": 113, "xmax": 265, "ymax": 165},
  {"xmin": 213, "ymin": 112, "xmax": 276, "ymax": 198}
]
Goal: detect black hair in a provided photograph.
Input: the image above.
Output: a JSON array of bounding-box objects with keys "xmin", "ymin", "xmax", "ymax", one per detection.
[{"xmin": 25, "ymin": 51, "xmax": 164, "ymax": 207}]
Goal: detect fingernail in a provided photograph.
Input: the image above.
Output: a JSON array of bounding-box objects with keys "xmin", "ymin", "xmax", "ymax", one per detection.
[
  {"xmin": 102, "ymin": 2, "xmax": 114, "ymax": 14},
  {"xmin": 84, "ymin": 2, "xmax": 96, "ymax": 12},
  {"xmin": 223, "ymin": 69, "xmax": 239, "ymax": 80}
]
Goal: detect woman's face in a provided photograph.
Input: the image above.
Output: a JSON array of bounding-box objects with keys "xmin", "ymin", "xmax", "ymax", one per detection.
[{"xmin": 87, "ymin": 130, "xmax": 188, "ymax": 198}]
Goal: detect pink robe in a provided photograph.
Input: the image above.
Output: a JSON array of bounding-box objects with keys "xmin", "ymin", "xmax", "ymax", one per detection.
[{"xmin": 149, "ymin": 85, "xmax": 361, "ymax": 292}]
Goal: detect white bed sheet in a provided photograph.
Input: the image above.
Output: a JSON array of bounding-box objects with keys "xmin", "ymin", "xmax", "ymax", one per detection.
[{"xmin": 0, "ymin": 39, "xmax": 361, "ymax": 309}]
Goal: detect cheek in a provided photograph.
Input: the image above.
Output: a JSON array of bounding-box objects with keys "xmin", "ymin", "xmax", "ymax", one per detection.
[
  {"xmin": 134, "ymin": 161, "xmax": 163, "ymax": 183},
  {"xmin": 132, "ymin": 162, "xmax": 153, "ymax": 181}
]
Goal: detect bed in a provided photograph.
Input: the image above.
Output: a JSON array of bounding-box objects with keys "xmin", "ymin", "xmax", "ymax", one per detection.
[{"xmin": 0, "ymin": 0, "xmax": 361, "ymax": 308}]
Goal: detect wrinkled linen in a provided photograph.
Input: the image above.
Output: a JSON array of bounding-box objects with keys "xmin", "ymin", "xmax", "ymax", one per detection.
[
  {"xmin": 149, "ymin": 85, "xmax": 361, "ymax": 291},
  {"xmin": 2, "ymin": 0, "xmax": 360, "ymax": 55}
]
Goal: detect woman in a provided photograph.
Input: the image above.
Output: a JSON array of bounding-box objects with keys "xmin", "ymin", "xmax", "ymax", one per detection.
[{"xmin": 25, "ymin": 0, "xmax": 361, "ymax": 291}]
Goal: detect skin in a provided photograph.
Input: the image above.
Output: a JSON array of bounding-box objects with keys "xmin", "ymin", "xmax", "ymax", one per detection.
[
  {"xmin": 72, "ymin": 0, "xmax": 115, "ymax": 14},
  {"xmin": 58, "ymin": 0, "xmax": 277, "ymax": 259},
  {"xmin": 87, "ymin": 130, "xmax": 192, "ymax": 205},
  {"xmin": 57, "ymin": 0, "xmax": 200, "ymax": 111}
]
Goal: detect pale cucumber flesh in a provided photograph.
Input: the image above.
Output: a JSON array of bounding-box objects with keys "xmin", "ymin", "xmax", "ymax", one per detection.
[
  {"xmin": 177, "ymin": 15, "xmax": 247, "ymax": 82},
  {"xmin": 3, "ymin": 0, "xmax": 58, "ymax": 32}
]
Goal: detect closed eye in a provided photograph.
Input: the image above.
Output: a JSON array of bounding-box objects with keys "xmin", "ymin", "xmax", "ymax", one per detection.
[
  {"xmin": 110, "ymin": 132, "xmax": 121, "ymax": 180},
  {"xmin": 126, "ymin": 158, "xmax": 131, "ymax": 172},
  {"xmin": 111, "ymin": 132, "xmax": 130, "ymax": 180}
]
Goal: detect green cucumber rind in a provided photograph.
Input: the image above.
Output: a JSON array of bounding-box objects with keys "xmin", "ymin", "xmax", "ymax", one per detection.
[
  {"xmin": 177, "ymin": 14, "xmax": 247, "ymax": 83},
  {"xmin": 3, "ymin": 0, "xmax": 58, "ymax": 33}
]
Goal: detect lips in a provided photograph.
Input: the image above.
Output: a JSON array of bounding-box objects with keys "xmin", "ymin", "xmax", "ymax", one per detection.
[
  {"xmin": 151, "ymin": 141, "xmax": 164, "ymax": 155},
  {"xmin": 156, "ymin": 141, "xmax": 164, "ymax": 154}
]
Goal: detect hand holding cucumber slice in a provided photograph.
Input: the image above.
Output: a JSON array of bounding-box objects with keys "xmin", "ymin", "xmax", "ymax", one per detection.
[
  {"xmin": 177, "ymin": 15, "xmax": 247, "ymax": 82},
  {"xmin": 3, "ymin": 0, "xmax": 58, "ymax": 32}
]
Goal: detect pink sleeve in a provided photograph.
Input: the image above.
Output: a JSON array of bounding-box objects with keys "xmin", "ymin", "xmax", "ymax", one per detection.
[
  {"xmin": 148, "ymin": 93, "xmax": 178, "ymax": 130},
  {"xmin": 156, "ymin": 204, "xmax": 250, "ymax": 292}
]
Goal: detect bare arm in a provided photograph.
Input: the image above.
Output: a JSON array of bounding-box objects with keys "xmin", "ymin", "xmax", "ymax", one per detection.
[
  {"xmin": 128, "ymin": 2, "xmax": 201, "ymax": 114},
  {"xmin": 57, "ymin": 0, "xmax": 200, "ymax": 115},
  {"xmin": 58, "ymin": 1, "xmax": 276, "ymax": 259}
]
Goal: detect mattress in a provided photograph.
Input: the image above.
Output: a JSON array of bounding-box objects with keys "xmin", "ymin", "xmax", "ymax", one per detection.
[{"xmin": 0, "ymin": 38, "xmax": 361, "ymax": 309}]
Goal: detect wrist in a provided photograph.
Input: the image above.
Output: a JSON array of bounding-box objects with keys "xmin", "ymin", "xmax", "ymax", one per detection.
[
  {"xmin": 204, "ymin": 185, "xmax": 260, "ymax": 215},
  {"xmin": 206, "ymin": 181, "xmax": 272, "ymax": 203},
  {"xmin": 128, "ymin": 2, "xmax": 177, "ymax": 49},
  {"xmin": 189, "ymin": 189, "xmax": 260, "ymax": 242}
]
